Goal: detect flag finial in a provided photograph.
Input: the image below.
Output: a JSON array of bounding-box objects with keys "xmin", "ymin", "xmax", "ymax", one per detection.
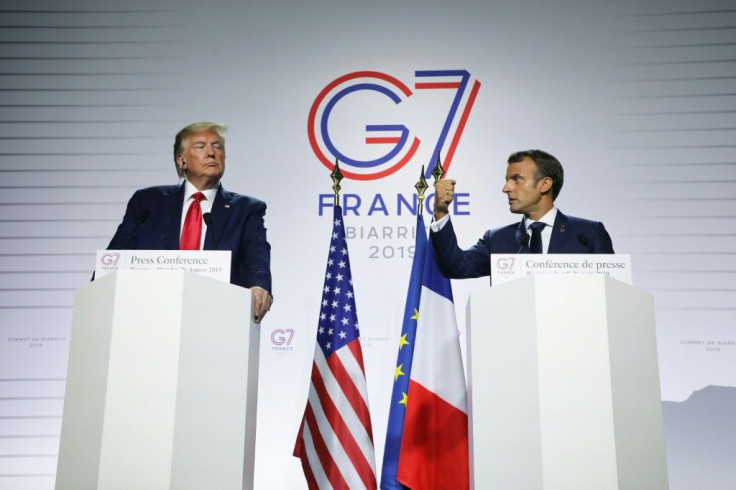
[
  {"xmin": 431, "ymin": 153, "xmax": 445, "ymax": 184},
  {"xmin": 331, "ymin": 157, "xmax": 343, "ymax": 206},
  {"xmin": 415, "ymin": 165, "xmax": 428, "ymax": 217}
]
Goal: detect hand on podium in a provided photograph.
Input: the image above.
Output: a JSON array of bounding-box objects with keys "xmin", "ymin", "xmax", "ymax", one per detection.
[{"xmin": 251, "ymin": 287, "xmax": 273, "ymax": 323}]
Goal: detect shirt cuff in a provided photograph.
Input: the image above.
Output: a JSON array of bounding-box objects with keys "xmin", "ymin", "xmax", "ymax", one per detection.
[{"xmin": 429, "ymin": 214, "xmax": 450, "ymax": 232}]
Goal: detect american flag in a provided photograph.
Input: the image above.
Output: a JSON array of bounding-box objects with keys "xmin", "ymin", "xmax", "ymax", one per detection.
[{"xmin": 294, "ymin": 205, "xmax": 377, "ymax": 489}]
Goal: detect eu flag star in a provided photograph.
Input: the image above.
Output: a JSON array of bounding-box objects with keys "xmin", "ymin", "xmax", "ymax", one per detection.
[
  {"xmin": 394, "ymin": 364, "xmax": 405, "ymax": 382},
  {"xmin": 398, "ymin": 333, "xmax": 410, "ymax": 350}
]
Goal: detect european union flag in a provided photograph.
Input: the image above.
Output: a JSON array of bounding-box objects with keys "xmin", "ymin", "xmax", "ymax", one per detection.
[{"xmin": 380, "ymin": 213, "xmax": 428, "ymax": 489}]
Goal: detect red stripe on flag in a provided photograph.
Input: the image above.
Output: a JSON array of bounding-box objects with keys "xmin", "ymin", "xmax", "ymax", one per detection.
[
  {"xmin": 294, "ymin": 417, "xmax": 308, "ymax": 459},
  {"xmin": 294, "ymin": 420, "xmax": 318, "ymax": 490},
  {"xmin": 312, "ymin": 362, "xmax": 377, "ymax": 489},
  {"xmin": 304, "ymin": 403, "xmax": 349, "ymax": 489},
  {"xmin": 397, "ymin": 380, "xmax": 469, "ymax": 490},
  {"xmin": 325, "ymin": 341, "xmax": 373, "ymax": 438},
  {"xmin": 347, "ymin": 336, "xmax": 367, "ymax": 373}
]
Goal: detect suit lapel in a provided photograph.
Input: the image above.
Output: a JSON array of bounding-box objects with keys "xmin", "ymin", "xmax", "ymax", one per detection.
[
  {"xmin": 162, "ymin": 184, "xmax": 185, "ymax": 249},
  {"xmin": 204, "ymin": 185, "xmax": 233, "ymax": 250},
  {"xmin": 547, "ymin": 211, "xmax": 569, "ymax": 253}
]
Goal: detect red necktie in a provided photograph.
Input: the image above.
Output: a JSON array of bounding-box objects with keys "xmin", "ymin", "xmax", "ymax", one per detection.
[{"xmin": 180, "ymin": 192, "xmax": 205, "ymax": 250}]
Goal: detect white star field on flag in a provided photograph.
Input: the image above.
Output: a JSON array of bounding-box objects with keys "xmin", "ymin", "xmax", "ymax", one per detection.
[{"xmin": 317, "ymin": 217, "xmax": 359, "ymax": 355}]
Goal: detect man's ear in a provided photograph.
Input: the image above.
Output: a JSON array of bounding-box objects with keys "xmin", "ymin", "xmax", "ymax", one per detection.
[{"xmin": 538, "ymin": 176, "xmax": 553, "ymax": 195}]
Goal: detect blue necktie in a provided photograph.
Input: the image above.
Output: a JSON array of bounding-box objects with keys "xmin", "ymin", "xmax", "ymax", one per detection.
[{"xmin": 529, "ymin": 222, "xmax": 546, "ymax": 254}]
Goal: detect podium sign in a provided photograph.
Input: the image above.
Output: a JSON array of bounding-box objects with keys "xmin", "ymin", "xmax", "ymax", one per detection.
[
  {"xmin": 490, "ymin": 253, "xmax": 632, "ymax": 286},
  {"xmin": 95, "ymin": 249, "xmax": 231, "ymax": 283}
]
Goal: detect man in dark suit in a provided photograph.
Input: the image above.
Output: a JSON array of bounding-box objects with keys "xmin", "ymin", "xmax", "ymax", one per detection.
[
  {"xmin": 431, "ymin": 149, "xmax": 614, "ymax": 279},
  {"xmin": 106, "ymin": 122, "xmax": 273, "ymax": 322}
]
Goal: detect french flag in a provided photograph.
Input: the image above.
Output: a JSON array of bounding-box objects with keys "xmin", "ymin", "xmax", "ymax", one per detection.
[{"xmin": 397, "ymin": 235, "xmax": 469, "ymax": 489}]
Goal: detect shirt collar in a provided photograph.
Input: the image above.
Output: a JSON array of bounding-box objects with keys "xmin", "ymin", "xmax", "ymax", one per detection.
[
  {"xmin": 183, "ymin": 179, "xmax": 218, "ymax": 203},
  {"xmin": 525, "ymin": 207, "xmax": 557, "ymax": 231}
]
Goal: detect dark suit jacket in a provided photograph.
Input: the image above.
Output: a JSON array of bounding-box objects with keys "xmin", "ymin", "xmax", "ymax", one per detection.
[
  {"xmin": 430, "ymin": 210, "xmax": 614, "ymax": 279},
  {"xmin": 107, "ymin": 184, "xmax": 272, "ymax": 293}
]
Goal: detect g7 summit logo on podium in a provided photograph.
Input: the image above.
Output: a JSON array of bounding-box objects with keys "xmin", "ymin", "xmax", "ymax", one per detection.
[
  {"xmin": 308, "ymin": 70, "xmax": 481, "ymax": 181},
  {"xmin": 495, "ymin": 257, "xmax": 515, "ymax": 271},
  {"xmin": 100, "ymin": 252, "xmax": 121, "ymax": 267}
]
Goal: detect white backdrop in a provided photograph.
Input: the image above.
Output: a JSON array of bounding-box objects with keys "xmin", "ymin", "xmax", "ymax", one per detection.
[{"xmin": 1, "ymin": 1, "xmax": 735, "ymax": 489}]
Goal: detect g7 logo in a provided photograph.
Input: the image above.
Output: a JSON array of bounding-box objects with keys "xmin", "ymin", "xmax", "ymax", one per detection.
[
  {"xmin": 495, "ymin": 257, "xmax": 515, "ymax": 271},
  {"xmin": 271, "ymin": 329, "xmax": 295, "ymax": 346},
  {"xmin": 308, "ymin": 70, "xmax": 481, "ymax": 180},
  {"xmin": 100, "ymin": 253, "xmax": 120, "ymax": 266}
]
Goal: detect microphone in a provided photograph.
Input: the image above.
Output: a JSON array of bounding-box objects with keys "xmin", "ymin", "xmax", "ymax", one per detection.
[
  {"xmin": 517, "ymin": 232, "xmax": 530, "ymax": 254},
  {"xmin": 515, "ymin": 219, "xmax": 530, "ymax": 254},
  {"xmin": 203, "ymin": 212, "xmax": 218, "ymax": 247},
  {"xmin": 577, "ymin": 233, "xmax": 592, "ymax": 253},
  {"xmin": 122, "ymin": 209, "xmax": 150, "ymax": 249}
]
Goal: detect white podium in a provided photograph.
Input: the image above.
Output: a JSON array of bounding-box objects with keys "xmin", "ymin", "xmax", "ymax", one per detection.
[
  {"xmin": 56, "ymin": 270, "xmax": 260, "ymax": 490},
  {"xmin": 466, "ymin": 275, "xmax": 668, "ymax": 490}
]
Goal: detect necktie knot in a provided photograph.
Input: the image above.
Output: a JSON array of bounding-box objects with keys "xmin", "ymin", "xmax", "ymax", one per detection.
[
  {"xmin": 529, "ymin": 222, "xmax": 546, "ymax": 233},
  {"xmin": 192, "ymin": 192, "xmax": 205, "ymax": 203},
  {"xmin": 529, "ymin": 221, "xmax": 546, "ymax": 254}
]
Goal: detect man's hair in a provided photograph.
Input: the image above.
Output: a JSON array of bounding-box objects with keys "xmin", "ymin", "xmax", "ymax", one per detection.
[
  {"xmin": 507, "ymin": 149, "xmax": 564, "ymax": 200},
  {"xmin": 173, "ymin": 122, "xmax": 227, "ymax": 178}
]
